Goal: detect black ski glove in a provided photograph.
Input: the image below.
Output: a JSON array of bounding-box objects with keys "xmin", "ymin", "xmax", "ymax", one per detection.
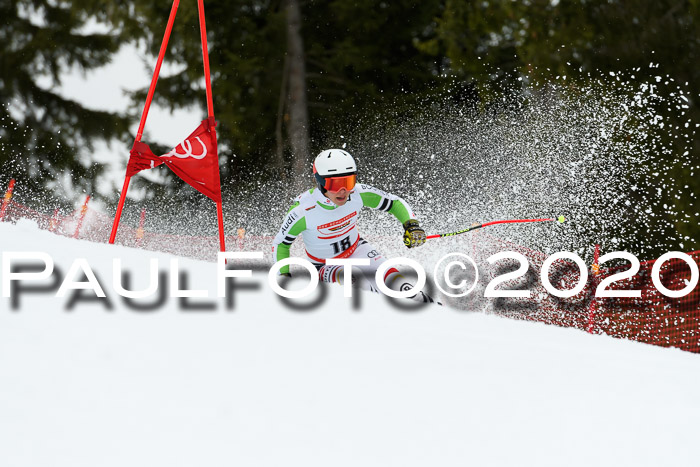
[{"xmin": 403, "ymin": 219, "xmax": 426, "ymax": 248}]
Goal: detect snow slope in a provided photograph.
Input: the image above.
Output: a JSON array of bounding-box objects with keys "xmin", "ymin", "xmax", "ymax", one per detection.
[{"xmin": 1, "ymin": 221, "xmax": 699, "ymax": 467}]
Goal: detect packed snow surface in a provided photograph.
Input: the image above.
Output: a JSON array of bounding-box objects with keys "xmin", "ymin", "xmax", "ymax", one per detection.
[{"xmin": 1, "ymin": 221, "xmax": 700, "ymax": 466}]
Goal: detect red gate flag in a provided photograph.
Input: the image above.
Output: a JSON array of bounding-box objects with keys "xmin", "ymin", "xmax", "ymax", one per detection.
[
  {"xmin": 126, "ymin": 117, "xmax": 221, "ymax": 203},
  {"xmin": 109, "ymin": 0, "xmax": 226, "ymax": 253}
]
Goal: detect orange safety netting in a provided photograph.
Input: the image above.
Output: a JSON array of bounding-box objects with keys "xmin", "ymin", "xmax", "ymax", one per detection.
[{"xmin": 470, "ymin": 234, "xmax": 700, "ymax": 353}]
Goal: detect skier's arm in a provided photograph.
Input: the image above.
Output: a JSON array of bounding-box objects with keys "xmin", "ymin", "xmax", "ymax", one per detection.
[
  {"xmin": 358, "ymin": 184, "xmax": 416, "ymax": 224},
  {"xmin": 272, "ymin": 202, "xmax": 307, "ymax": 275},
  {"xmin": 358, "ymin": 184, "xmax": 425, "ymax": 248}
]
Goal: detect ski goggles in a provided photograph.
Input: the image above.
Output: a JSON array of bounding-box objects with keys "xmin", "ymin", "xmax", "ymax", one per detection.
[{"xmin": 315, "ymin": 173, "xmax": 357, "ymax": 193}]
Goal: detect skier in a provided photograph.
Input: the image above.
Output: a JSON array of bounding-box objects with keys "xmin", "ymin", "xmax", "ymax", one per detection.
[{"xmin": 273, "ymin": 149, "xmax": 438, "ymax": 303}]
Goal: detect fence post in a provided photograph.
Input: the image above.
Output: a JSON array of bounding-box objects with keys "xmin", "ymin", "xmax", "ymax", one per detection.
[
  {"xmin": 0, "ymin": 178, "xmax": 16, "ymax": 222},
  {"xmin": 73, "ymin": 195, "xmax": 90, "ymax": 239},
  {"xmin": 49, "ymin": 208, "xmax": 60, "ymax": 232},
  {"xmin": 587, "ymin": 244, "xmax": 600, "ymax": 333},
  {"xmin": 237, "ymin": 228, "xmax": 246, "ymax": 250},
  {"xmin": 136, "ymin": 208, "xmax": 146, "ymax": 246}
]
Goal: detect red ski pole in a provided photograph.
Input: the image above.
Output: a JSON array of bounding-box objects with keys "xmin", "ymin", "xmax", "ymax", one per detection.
[
  {"xmin": 426, "ymin": 216, "xmax": 566, "ymax": 239},
  {"xmin": 197, "ymin": 0, "xmax": 226, "ymax": 255}
]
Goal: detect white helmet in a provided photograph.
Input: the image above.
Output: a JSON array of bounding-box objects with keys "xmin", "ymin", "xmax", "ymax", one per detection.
[
  {"xmin": 313, "ymin": 149, "xmax": 357, "ymax": 193},
  {"xmin": 313, "ymin": 149, "xmax": 357, "ymax": 176}
]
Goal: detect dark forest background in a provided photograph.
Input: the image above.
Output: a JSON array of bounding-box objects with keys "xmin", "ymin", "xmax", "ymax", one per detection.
[{"xmin": 1, "ymin": 0, "xmax": 699, "ymax": 251}]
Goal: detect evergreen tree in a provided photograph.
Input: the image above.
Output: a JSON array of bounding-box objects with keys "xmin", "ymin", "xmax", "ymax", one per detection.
[{"xmin": 0, "ymin": 0, "xmax": 138, "ymax": 202}]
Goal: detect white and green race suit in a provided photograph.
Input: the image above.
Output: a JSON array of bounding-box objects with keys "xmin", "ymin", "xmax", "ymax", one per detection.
[{"xmin": 273, "ymin": 184, "xmax": 415, "ymax": 279}]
